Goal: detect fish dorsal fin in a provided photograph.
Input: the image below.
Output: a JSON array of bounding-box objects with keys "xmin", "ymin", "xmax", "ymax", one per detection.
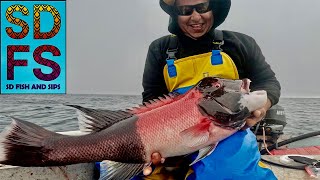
[
  {"xmin": 99, "ymin": 160, "xmax": 145, "ymax": 180},
  {"xmin": 180, "ymin": 118, "xmax": 211, "ymax": 148},
  {"xmin": 189, "ymin": 144, "xmax": 217, "ymax": 166},
  {"xmin": 66, "ymin": 105, "xmax": 133, "ymax": 132},
  {"xmin": 129, "ymin": 94, "xmax": 180, "ymax": 115}
]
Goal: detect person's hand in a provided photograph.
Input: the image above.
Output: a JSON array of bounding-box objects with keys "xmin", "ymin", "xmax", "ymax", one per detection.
[
  {"xmin": 143, "ymin": 152, "xmax": 165, "ymax": 176},
  {"xmin": 241, "ymin": 98, "xmax": 271, "ymax": 130}
]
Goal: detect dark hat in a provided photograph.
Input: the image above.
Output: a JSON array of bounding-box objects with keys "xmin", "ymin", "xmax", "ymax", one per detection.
[{"xmin": 159, "ymin": 0, "xmax": 231, "ymax": 34}]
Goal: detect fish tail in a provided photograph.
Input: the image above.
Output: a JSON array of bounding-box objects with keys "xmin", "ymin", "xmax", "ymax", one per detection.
[{"xmin": 0, "ymin": 118, "xmax": 61, "ymax": 166}]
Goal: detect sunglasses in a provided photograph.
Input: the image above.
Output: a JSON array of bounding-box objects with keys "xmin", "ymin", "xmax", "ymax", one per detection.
[{"xmin": 176, "ymin": 2, "xmax": 211, "ymax": 16}]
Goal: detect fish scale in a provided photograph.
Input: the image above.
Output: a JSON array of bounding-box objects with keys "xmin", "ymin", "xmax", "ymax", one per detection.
[
  {"xmin": 46, "ymin": 118, "xmax": 146, "ymax": 164},
  {"xmin": 136, "ymin": 92, "xmax": 203, "ymax": 160}
]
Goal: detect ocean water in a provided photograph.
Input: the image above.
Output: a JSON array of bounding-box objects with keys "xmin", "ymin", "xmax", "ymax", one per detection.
[{"xmin": 0, "ymin": 95, "xmax": 319, "ymax": 137}]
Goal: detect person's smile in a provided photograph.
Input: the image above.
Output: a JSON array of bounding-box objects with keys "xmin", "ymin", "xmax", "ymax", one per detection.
[{"xmin": 189, "ymin": 23, "xmax": 205, "ymax": 31}]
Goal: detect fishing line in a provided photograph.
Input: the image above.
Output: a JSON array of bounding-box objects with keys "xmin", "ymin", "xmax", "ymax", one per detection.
[{"xmin": 262, "ymin": 127, "xmax": 273, "ymax": 155}]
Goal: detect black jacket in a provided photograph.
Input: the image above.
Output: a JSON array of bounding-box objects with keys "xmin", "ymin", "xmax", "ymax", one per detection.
[{"xmin": 142, "ymin": 30, "xmax": 281, "ymax": 105}]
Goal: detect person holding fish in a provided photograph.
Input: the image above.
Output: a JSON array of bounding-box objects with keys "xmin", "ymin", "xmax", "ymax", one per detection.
[
  {"xmin": 140, "ymin": 0, "xmax": 281, "ymax": 179},
  {"xmin": 0, "ymin": 0, "xmax": 281, "ymax": 179}
]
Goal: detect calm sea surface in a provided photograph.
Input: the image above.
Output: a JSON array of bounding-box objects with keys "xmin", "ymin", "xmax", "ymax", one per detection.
[{"xmin": 0, "ymin": 95, "xmax": 319, "ymax": 137}]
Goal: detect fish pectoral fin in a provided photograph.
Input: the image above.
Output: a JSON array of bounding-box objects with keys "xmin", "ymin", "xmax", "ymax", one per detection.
[
  {"xmin": 180, "ymin": 121, "xmax": 211, "ymax": 148},
  {"xmin": 99, "ymin": 160, "xmax": 145, "ymax": 180},
  {"xmin": 189, "ymin": 143, "xmax": 218, "ymax": 166}
]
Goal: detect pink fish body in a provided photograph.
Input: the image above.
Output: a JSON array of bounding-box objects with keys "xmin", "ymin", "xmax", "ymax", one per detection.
[{"xmin": 135, "ymin": 90, "xmax": 235, "ymax": 161}]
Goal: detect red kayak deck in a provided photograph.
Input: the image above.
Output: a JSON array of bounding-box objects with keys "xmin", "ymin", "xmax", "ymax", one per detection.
[{"xmin": 270, "ymin": 146, "xmax": 320, "ymax": 155}]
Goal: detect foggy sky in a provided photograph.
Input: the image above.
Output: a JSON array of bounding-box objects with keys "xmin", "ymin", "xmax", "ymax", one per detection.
[{"xmin": 67, "ymin": 0, "xmax": 320, "ymax": 97}]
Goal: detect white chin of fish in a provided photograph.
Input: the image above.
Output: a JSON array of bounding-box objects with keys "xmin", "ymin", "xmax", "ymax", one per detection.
[{"xmin": 239, "ymin": 90, "xmax": 267, "ymax": 112}]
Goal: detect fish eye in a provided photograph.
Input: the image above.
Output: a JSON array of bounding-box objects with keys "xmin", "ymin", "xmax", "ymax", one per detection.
[{"xmin": 213, "ymin": 82, "xmax": 221, "ymax": 88}]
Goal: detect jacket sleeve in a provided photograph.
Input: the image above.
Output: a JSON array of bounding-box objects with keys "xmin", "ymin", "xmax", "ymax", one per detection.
[
  {"xmin": 142, "ymin": 40, "xmax": 169, "ymax": 102},
  {"xmin": 243, "ymin": 37, "xmax": 281, "ymax": 106}
]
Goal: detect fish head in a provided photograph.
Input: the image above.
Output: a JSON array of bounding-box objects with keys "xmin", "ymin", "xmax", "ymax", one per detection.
[{"xmin": 195, "ymin": 77, "xmax": 267, "ymax": 129}]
